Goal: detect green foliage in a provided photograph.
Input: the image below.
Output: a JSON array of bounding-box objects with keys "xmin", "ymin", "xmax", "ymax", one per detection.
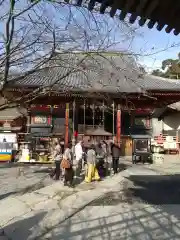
[
  {"xmin": 151, "ymin": 69, "xmax": 164, "ymax": 77},
  {"xmin": 152, "ymin": 53, "xmax": 180, "ymax": 79}
]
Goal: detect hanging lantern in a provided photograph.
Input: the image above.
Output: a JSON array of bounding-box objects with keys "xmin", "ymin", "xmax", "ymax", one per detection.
[{"xmin": 74, "ymin": 131, "xmax": 78, "ymax": 138}]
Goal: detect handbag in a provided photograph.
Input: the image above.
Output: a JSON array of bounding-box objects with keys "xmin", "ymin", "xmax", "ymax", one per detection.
[{"xmin": 61, "ymin": 157, "xmax": 70, "ymax": 169}]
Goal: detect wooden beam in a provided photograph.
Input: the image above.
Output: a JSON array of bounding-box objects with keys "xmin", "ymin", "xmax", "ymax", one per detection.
[
  {"xmin": 100, "ymin": 0, "xmax": 109, "ymax": 14},
  {"xmin": 157, "ymin": 22, "xmax": 165, "ymax": 31},
  {"xmin": 88, "ymin": 0, "xmax": 96, "ymax": 11},
  {"xmin": 139, "ymin": 17, "xmax": 147, "ymax": 26},
  {"xmin": 136, "ymin": 0, "xmax": 149, "ymax": 14},
  {"xmin": 129, "ymin": 13, "xmax": 137, "ymax": 24},
  {"xmin": 116, "ymin": 104, "xmax": 121, "ymax": 147},
  {"xmin": 165, "ymin": 25, "xmax": 173, "ymax": 33},
  {"xmin": 110, "ymin": 1, "xmax": 119, "ymax": 17},
  {"xmin": 147, "ymin": 20, "xmax": 156, "ymax": 29},
  {"xmin": 174, "ymin": 29, "xmax": 180, "ymax": 35},
  {"xmin": 144, "ymin": 0, "xmax": 158, "ymax": 17},
  {"xmin": 119, "ymin": 10, "xmax": 127, "ymax": 20},
  {"xmin": 65, "ymin": 103, "xmax": 69, "ymax": 148}
]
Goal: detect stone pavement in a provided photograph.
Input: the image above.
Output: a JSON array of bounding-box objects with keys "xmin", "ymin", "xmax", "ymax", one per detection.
[
  {"xmin": 1, "ymin": 158, "xmax": 180, "ymax": 240},
  {"xmin": 42, "ymin": 203, "xmax": 180, "ymax": 239},
  {"xmin": 145, "ymin": 154, "xmax": 180, "ymax": 175},
  {"xmin": 41, "ymin": 165, "xmax": 180, "ymax": 240},
  {"xmin": 0, "ymin": 171, "xmax": 126, "ymax": 240},
  {"xmin": 0, "ymin": 164, "xmax": 55, "ymax": 199},
  {"xmin": 121, "ymin": 155, "xmax": 180, "ymax": 175}
]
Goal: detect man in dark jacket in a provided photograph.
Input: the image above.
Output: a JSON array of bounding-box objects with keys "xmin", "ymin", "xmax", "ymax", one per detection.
[
  {"xmin": 95, "ymin": 142, "xmax": 106, "ymax": 177},
  {"xmin": 111, "ymin": 143, "xmax": 121, "ymax": 174}
]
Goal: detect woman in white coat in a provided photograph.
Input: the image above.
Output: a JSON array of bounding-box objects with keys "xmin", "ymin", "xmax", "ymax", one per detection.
[{"xmin": 75, "ymin": 141, "xmax": 83, "ymax": 176}]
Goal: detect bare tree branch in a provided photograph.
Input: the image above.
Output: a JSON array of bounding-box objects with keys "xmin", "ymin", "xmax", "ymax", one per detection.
[{"xmin": 0, "ymin": 1, "xmax": 151, "ymax": 110}]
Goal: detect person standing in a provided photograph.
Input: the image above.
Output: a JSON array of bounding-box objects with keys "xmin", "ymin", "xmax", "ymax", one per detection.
[
  {"xmin": 101, "ymin": 140, "xmax": 109, "ymax": 176},
  {"xmin": 85, "ymin": 144, "xmax": 100, "ymax": 183},
  {"xmin": 95, "ymin": 142, "xmax": 106, "ymax": 177},
  {"xmin": 51, "ymin": 141, "xmax": 62, "ymax": 180},
  {"xmin": 75, "ymin": 141, "xmax": 83, "ymax": 177},
  {"xmin": 111, "ymin": 142, "xmax": 121, "ymax": 174},
  {"xmin": 63, "ymin": 142, "xmax": 74, "ymax": 187}
]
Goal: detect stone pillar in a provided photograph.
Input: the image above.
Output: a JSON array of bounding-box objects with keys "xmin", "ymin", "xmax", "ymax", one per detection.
[
  {"xmin": 116, "ymin": 104, "xmax": 121, "ymax": 147},
  {"xmin": 65, "ymin": 103, "xmax": 69, "ymax": 148}
]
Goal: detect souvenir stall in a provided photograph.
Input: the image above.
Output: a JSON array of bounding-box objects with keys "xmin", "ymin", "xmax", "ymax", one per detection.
[
  {"xmin": 0, "ymin": 132, "xmax": 16, "ymax": 162},
  {"xmin": 0, "ymin": 132, "xmax": 17, "ymax": 162},
  {"xmin": 18, "ymin": 104, "xmax": 72, "ymax": 163},
  {"xmin": 85, "ymin": 128, "xmax": 113, "ymax": 144},
  {"xmin": 132, "ymin": 135, "xmax": 152, "ymax": 164},
  {"xmin": 0, "ymin": 107, "xmax": 26, "ymax": 162}
]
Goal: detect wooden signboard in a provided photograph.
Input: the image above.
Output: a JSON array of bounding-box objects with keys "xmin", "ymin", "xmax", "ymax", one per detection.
[{"xmin": 31, "ymin": 116, "xmax": 51, "ymax": 125}]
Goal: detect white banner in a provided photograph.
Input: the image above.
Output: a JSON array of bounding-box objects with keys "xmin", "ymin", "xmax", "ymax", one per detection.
[{"xmin": 0, "ymin": 133, "xmax": 16, "ymax": 143}]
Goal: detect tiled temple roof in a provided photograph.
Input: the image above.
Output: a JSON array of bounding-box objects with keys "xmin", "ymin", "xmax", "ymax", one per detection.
[
  {"xmin": 168, "ymin": 102, "xmax": 180, "ymax": 111},
  {"xmin": 0, "ymin": 107, "xmax": 27, "ymax": 120},
  {"xmin": 7, "ymin": 52, "xmax": 180, "ymax": 94},
  {"xmin": 135, "ymin": 75, "xmax": 180, "ymax": 91}
]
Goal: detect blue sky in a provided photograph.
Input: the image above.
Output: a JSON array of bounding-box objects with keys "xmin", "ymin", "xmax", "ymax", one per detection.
[
  {"xmin": 132, "ymin": 24, "xmax": 180, "ymax": 72},
  {"xmin": 52, "ymin": 5, "xmax": 180, "ymax": 72},
  {"xmin": 0, "ymin": 2, "xmax": 179, "ymax": 73}
]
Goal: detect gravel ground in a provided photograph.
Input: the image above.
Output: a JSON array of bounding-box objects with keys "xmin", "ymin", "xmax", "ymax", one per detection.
[{"xmin": 0, "ymin": 164, "xmax": 54, "ymax": 199}]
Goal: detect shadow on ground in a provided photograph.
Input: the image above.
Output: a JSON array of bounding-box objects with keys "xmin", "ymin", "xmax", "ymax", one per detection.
[
  {"xmin": 124, "ymin": 174, "xmax": 180, "ymax": 205},
  {"xmin": 3, "ymin": 173, "xmax": 180, "ymax": 239},
  {"xmin": 3, "ymin": 199, "xmax": 180, "ymax": 239},
  {"xmin": 0, "ymin": 192, "xmax": 17, "ymax": 201},
  {"xmin": 0, "ymin": 162, "xmax": 25, "ymax": 169},
  {"xmin": 119, "ymin": 163, "xmax": 129, "ymax": 172},
  {"xmin": 0, "ymin": 173, "xmax": 51, "ymax": 201},
  {"xmin": 3, "ymin": 212, "xmax": 47, "ymax": 239},
  {"xmin": 89, "ymin": 173, "xmax": 180, "ymax": 205},
  {"xmin": 0, "ymin": 180, "xmax": 47, "ymax": 201}
]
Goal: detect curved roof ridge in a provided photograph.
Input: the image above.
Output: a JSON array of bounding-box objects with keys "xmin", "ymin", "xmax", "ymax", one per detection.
[
  {"xmin": 7, "ymin": 53, "xmax": 180, "ymax": 93},
  {"xmin": 147, "ymin": 74, "xmax": 180, "ymax": 84}
]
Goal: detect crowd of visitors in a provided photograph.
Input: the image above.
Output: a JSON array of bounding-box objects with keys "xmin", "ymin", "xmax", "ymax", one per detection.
[{"xmin": 50, "ymin": 139, "xmax": 121, "ymax": 188}]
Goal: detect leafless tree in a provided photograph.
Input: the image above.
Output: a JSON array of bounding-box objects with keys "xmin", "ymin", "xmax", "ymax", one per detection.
[{"xmin": 0, "ymin": 0, "xmax": 141, "ymax": 109}]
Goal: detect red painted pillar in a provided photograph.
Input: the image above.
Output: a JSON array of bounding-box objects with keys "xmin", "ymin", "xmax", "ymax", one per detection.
[
  {"xmin": 116, "ymin": 104, "xmax": 121, "ymax": 147},
  {"xmin": 65, "ymin": 103, "xmax": 69, "ymax": 148}
]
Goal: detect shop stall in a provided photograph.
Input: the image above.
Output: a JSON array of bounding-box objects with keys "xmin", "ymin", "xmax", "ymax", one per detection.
[
  {"xmin": 132, "ymin": 135, "xmax": 152, "ymax": 164},
  {"xmin": 0, "ymin": 133, "xmax": 17, "ymax": 162}
]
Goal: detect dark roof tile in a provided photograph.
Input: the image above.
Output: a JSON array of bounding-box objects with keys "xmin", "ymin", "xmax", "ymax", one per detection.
[
  {"xmin": 0, "ymin": 107, "xmax": 27, "ymax": 120},
  {"xmin": 136, "ymin": 75, "xmax": 180, "ymax": 91},
  {"xmin": 9, "ymin": 52, "xmax": 180, "ymax": 93}
]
